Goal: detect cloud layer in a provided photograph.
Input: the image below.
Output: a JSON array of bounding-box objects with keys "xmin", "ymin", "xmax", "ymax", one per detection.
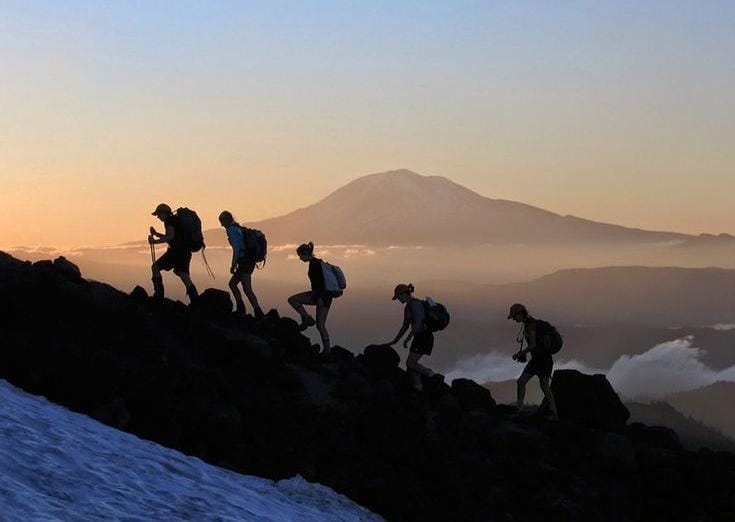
[{"xmin": 447, "ymin": 336, "xmax": 735, "ymax": 399}]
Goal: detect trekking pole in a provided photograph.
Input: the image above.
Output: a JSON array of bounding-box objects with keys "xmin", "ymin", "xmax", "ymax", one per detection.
[
  {"xmin": 149, "ymin": 227, "xmax": 157, "ymax": 264},
  {"xmin": 201, "ymin": 248, "xmax": 215, "ymax": 280}
]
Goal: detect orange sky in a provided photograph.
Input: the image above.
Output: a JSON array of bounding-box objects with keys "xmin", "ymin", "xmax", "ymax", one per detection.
[{"xmin": 1, "ymin": 1, "xmax": 733, "ymax": 247}]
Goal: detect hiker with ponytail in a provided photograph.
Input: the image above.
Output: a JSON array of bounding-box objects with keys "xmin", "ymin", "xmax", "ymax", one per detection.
[
  {"xmin": 288, "ymin": 242, "xmax": 335, "ymax": 354},
  {"xmin": 388, "ymin": 283, "xmax": 441, "ymax": 391}
]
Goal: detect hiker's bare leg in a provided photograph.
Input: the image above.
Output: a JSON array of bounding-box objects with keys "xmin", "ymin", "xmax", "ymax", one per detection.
[
  {"xmin": 288, "ymin": 292, "xmax": 316, "ymax": 322},
  {"xmin": 406, "ymin": 353, "xmax": 424, "ymax": 390},
  {"xmin": 241, "ymin": 273, "xmax": 261, "ymax": 311},
  {"xmin": 316, "ymin": 299, "xmax": 331, "ymax": 353},
  {"xmin": 539, "ymin": 377, "xmax": 559, "ymax": 419},
  {"xmin": 175, "ymin": 270, "xmax": 198, "ymax": 302},
  {"xmin": 517, "ymin": 372, "xmax": 533, "ymax": 408},
  {"xmin": 229, "ymin": 273, "xmax": 245, "ymax": 311},
  {"xmin": 406, "ymin": 352, "xmax": 433, "ymax": 376}
]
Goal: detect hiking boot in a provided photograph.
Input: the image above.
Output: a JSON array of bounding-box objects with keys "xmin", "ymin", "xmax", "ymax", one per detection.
[
  {"xmin": 298, "ymin": 316, "xmax": 316, "ymax": 331},
  {"xmin": 254, "ymin": 307, "xmax": 265, "ymax": 320},
  {"xmin": 235, "ymin": 302, "xmax": 247, "ymax": 316}
]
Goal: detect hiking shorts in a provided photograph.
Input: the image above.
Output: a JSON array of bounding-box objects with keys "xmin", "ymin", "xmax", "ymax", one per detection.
[
  {"xmin": 523, "ymin": 353, "xmax": 553, "ymax": 378},
  {"xmin": 410, "ymin": 331, "xmax": 434, "ymax": 356},
  {"xmin": 156, "ymin": 248, "xmax": 192, "ymax": 274},
  {"xmin": 310, "ymin": 291, "xmax": 333, "ymax": 309},
  {"xmin": 234, "ymin": 258, "xmax": 256, "ymax": 276}
]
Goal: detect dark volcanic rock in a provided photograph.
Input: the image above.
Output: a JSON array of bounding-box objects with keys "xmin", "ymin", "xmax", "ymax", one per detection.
[
  {"xmin": 1, "ymin": 252, "xmax": 735, "ymax": 522},
  {"xmin": 451, "ymin": 378, "xmax": 496, "ymax": 411},
  {"xmin": 53, "ymin": 256, "xmax": 82, "ymax": 282},
  {"xmin": 195, "ymin": 288, "xmax": 233, "ymax": 317},
  {"xmin": 552, "ymin": 369, "xmax": 630, "ymax": 431},
  {"xmin": 359, "ymin": 344, "xmax": 400, "ymax": 378}
]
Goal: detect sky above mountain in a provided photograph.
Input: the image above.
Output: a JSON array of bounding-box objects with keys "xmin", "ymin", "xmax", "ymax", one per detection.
[{"xmin": 1, "ymin": 1, "xmax": 734, "ymax": 247}]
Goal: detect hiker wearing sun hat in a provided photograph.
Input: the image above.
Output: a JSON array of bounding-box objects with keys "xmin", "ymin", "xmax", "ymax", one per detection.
[{"xmin": 148, "ymin": 203, "xmax": 200, "ymax": 303}]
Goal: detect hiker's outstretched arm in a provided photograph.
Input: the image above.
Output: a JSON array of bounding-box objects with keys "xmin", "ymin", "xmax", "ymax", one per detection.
[
  {"xmin": 403, "ymin": 331, "xmax": 414, "ymax": 348},
  {"xmin": 389, "ymin": 319, "xmax": 410, "ymax": 345}
]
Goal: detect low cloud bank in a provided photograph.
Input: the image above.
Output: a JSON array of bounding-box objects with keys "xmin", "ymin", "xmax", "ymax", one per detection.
[{"xmin": 447, "ymin": 336, "xmax": 735, "ymax": 399}]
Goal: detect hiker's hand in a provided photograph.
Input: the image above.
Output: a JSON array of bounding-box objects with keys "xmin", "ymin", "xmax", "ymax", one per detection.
[
  {"xmin": 403, "ymin": 339, "xmax": 410, "ymax": 349},
  {"xmin": 149, "ymin": 226, "xmax": 156, "ymax": 236}
]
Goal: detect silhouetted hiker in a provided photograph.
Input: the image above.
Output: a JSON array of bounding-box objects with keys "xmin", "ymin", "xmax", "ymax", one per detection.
[
  {"xmin": 219, "ymin": 211, "xmax": 265, "ymax": 319},
  {"xmin": 288, "ymin": 242, "xmax": 346, "ymax": 355},
  {"xmin": 388, "ymin": 284, "xmax": 445, "ymax": 391},
  {"xmin": 509, "ymin": 303, "xmax": 560, "ymax": 420},
  {"xmin": 148, "ymin": 203, "xmax": 199, "ymax": 303}
]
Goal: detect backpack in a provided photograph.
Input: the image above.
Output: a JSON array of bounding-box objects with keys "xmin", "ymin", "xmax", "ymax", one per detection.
[
  {"xmin": 535, "ymin": 319, "xmax": 564, "ymax": 354},
  {"xmin": 175, "ymin": 208, "xmax": 204, "ymax": 253},
  {"xmin": 423, "ymin": 297, "xmax": 451, "ymax": 332},
  {"xmin": 321, "ymin": 261, "xmax": 347, "ymax": 298},
  {"xmin": 240, "ymin": 227, "xmax": 268, "ymax": 265}
]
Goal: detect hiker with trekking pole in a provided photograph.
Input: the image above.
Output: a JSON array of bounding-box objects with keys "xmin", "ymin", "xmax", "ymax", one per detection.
[
  {"xmin": 509, "ymin": 303, "xmax": 561, "ymax": 420},
  {"xmin": 219, "ymin": 210, "xmax": 265, "ymax": 319},
  {"xmin": 388, "ymin": 284, "xmax": 449, "ymax": 391},
  {"xmin": 148, "ymin": 203, "xmax": 203, "ymax": 304}
]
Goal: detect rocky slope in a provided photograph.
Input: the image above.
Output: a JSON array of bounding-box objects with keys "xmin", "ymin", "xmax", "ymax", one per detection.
[{"xmin": 1, "ymin": 252, "xmax": 734, "ymax": 521}]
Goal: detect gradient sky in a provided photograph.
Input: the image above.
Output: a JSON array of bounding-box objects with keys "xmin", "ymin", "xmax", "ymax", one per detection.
[{"xmin": 1, "ymin": 1, "xmax": 734, "ymax": 247}]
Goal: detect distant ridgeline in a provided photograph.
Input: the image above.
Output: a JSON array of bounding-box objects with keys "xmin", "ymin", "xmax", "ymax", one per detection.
[{"xmin": 1, "ymin": 251, "xmax": 734, "ymax": 521}]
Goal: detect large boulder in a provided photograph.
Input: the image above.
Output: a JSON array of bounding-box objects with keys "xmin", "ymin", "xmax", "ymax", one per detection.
[
  {"xmin": 552, "ymin": 370, "xmax": 630, "ymax": 431},
  {"xmin": 195, "ymin": 288, "xmax": 233, "ymax": 317},
  {"xmin": 359, "ymin": 345, "xmax": 400, "ymax": 379},
  {"xmin": 451, "ymin": 378, "xmax": 496, "ymax": 411},
  {"xmin": 53, "ymin": 256, "xmax": 82, "ymax": 282}
]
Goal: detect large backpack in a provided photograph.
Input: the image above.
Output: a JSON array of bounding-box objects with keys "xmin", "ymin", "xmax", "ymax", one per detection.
[
  {"xmin": 321, "ymin": 261, "xmax": 347, "ymax": 298},
  {"xmin": 535, "ymin": 319, "xmax": 564, "ymax": 354},
  {"xmin": 175, "ymin": 208, "xmax": 205, "ymax": 253},
  {"xmin": 240, "ymin": 226, "xmax": 268, "ymax": 266},
  {"xmin": 423, "ymin": 297, "xmax": 451, "ymax": 332}
]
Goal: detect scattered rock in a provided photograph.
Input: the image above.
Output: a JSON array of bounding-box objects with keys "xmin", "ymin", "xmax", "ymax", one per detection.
[
  {"xmin": 360, "ymin": 345, "xmax": 400, "ymax": 378},
  {"xmin": 195, "ymin": 288, "xmax": 233, "ymax": 317},
  {"xmin": 53, "ymin": 256, "xmax": 82, "ymax": 282},
  {"xmin": 552, "ymin": 369, "xmax": 630, "ymax": 431},
  {"xmin": 451, "ymin": 378, "xmax": 496, "ymax": 411}
]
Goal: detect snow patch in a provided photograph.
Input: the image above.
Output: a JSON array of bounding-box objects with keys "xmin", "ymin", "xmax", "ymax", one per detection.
[{"xmin": 0, "ymin": 380, "xmax": 380, "ymax": 521}]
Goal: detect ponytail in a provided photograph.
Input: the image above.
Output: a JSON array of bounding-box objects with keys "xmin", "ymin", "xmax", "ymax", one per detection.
[{"xmin": 297, "ymin": 241, "xmax": 315, "ymax": 257}]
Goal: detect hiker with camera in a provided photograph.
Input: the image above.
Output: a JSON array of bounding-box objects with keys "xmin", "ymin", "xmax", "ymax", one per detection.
[
  {"xmin": 219, "ymin": 211, "xmax": 265, "ymax": 319},
  {"xmin": 388, "ymin": 284, "xmax": 449, "ymax": 391},
  {"xmin": 148, "ymin": 203, "xmax": 200, "ymax": 303},
  {"xmin": 288, "ymin": 242, "xmax": 346, "ymax": 355},
  {"xmin": 509, "ymin": 303, "xmax": 561, "ymax": 420}
]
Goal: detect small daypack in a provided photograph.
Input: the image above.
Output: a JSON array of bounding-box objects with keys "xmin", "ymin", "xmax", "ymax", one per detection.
[
  {"xmin": 175, "ymin": 207, "xmax": 205, "ymax": 253},
  {"xmin": 321, "ymin": 261, "xmax": 347, "ymax": 298},
  {"xmin": 423, "ymin": 297, "xmax": 451, "ymax": 332},
  {"xmin": 240, "ymin": 227, "xmax": 268, "ymax": 265},
  {"xmin": 535, "ymin": 319, "xmax": 564, "ymax": 354}
]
